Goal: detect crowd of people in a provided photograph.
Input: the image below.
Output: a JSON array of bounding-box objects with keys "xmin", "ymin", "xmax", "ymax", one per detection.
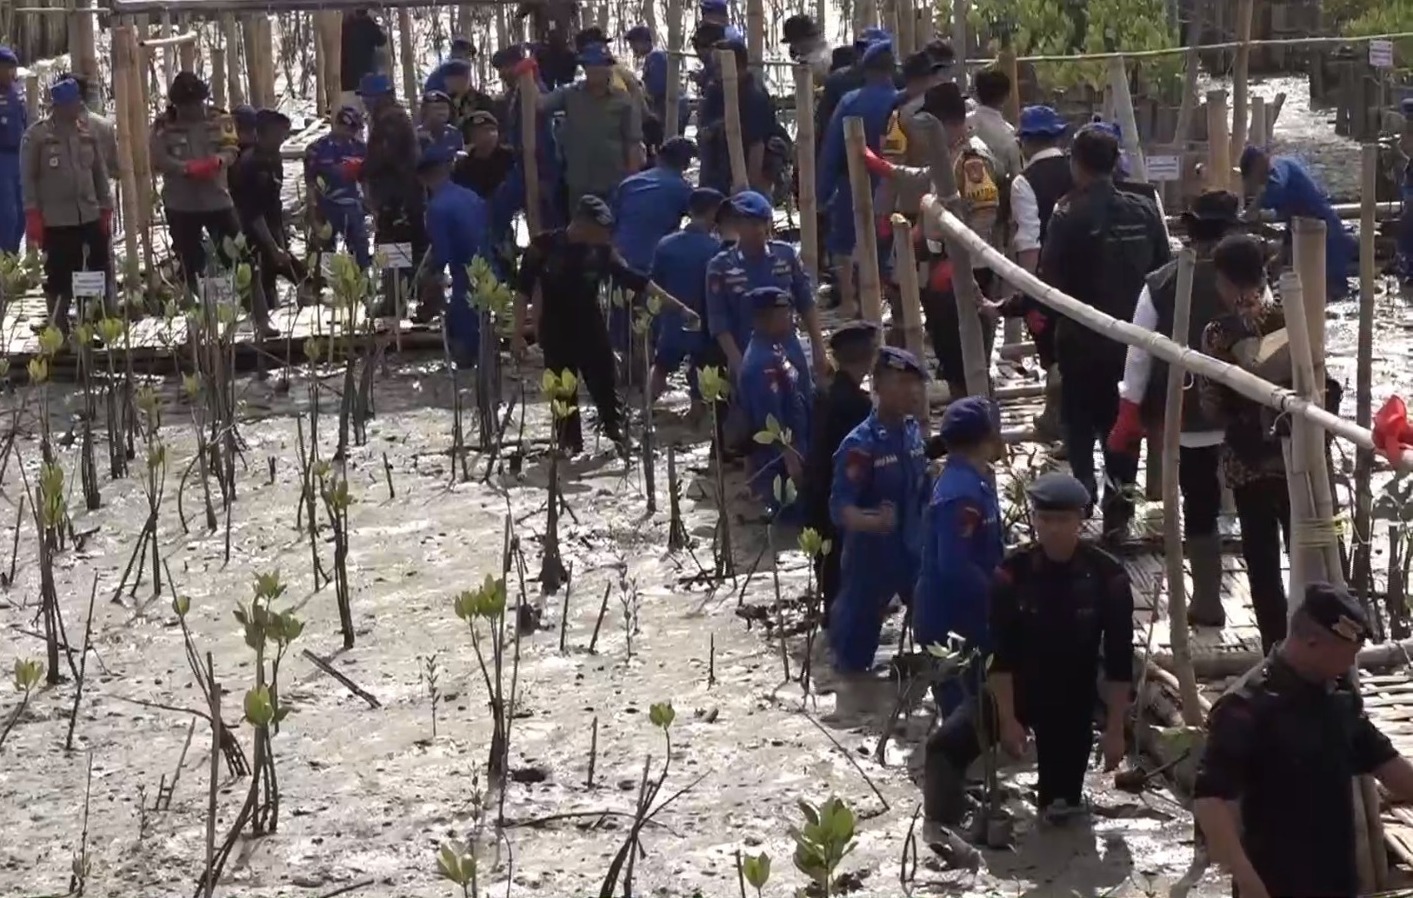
[{"xmin": 0, "ymin": 9, "xmax": 1410, "ymax": 893}]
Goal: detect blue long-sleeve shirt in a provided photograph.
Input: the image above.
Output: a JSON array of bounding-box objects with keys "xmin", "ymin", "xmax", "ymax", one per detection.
[
  {"xmin": 612, "ymin": 165, "xmax": 693, "ymax": 271},
  {"xmin": 303, "ymin": 133, "xmax": 367, "ymax": 207},
  {"xmin": 705, "ymin": 240, "xmax": 814, "ymax": 353},
  {"xmin": 913, "ymin": 455, "xmax": 1003, "ymax": 651},
  {"xmin": 817, "ymin": 81, "xmax": 899, "ymax": 209},
  {"xmin": 426, "ymin": 179, "xmax": 495, "ymax": 298},
  {"xmin": 642, "ymin": 48, "xmax": 668, "ymax": 104},
  {"xmin": 1257, "ymin": 155, "xmax": 1356, "ymax": 292},
  {"xmin": 0, "ymin": 83, "xmax": 29, "ymax": 151}
]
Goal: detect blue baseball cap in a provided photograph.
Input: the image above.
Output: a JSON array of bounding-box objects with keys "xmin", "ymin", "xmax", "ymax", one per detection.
[
  {"xmin": 875, "ymin": 345, "xmax": 929, "ymax": 380},
  {"xmin": 688, "ymin": 187, "xmax": 725, "ymax": 215},
  {"xmin": 727, "ymin": 190, "xmax": 772, "ymax": 221},
  {"xmin": 440, "ymin": 57, "xmax": 473, "ymax": 76},
  {"xmin": 1018, "ymin": 105, "xmax": 1067, "ymax": 138},
  {"xmin": 0, "ymin": 47, "xmax": 18, "ymax": 66},
  {"xmin": 49, "ymin": 78, "xmax": 82, "ymax": 106},
  {"xmin": 861, "ymin": 39, "xmax": 895, "ymax": 67},
  {"xmin": 422, "ymin": 89, "xmax": 452, "ymax": 105},
  {"xmin": 829, "ymin": 319, "xmax": 879, "ymax": 353},
  {"xmin": 232, "ymin": 104, "xmax": 258, "ymax": 129},
  {"xmin": 578, "ymin": 42, "xmax": 615, "ymax": 67},
  {"xmin": 747, "ymin": 286, "xmax": 791, "ymax": 312},
  {"xmin": 358, "ymin": 73, "xmax": 393, "ymax": 97},
  {"xmin": 700, "ymin": 0, "xmax": 729, "ymax": 14},
  {"xmin": 416, "ymin": 143, "xmax": 457, "ymax": 171},
  {"xmin": 624, "ymin": 25, "xmax": 652, "ymax": 44},
  {"xmin": 1085, "ymin": 117, "xmax": 1122, "ymax": 142},
  {"xmin": 855, "ymin": 27, "xmax": 890, "ymax": 50},
  {"xmin": 939, "ymin": 395, "xmax": 997, "ymax": 442}
]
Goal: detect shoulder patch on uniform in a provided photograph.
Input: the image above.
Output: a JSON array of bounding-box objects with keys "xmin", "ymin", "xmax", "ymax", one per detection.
[
  {"xmin": 882, "ymin": 110, "xmax": 906, "ymax": 157},
  {"xmin": 845, "ymin": 447, "xmax": 871, "ymax": 483},
  {"xmin": 956, "ymin": 502, "xmax": 982, "ymax": 538}
]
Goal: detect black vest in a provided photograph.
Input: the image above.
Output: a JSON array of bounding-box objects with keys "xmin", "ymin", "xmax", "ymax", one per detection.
[
  {"xmin": 1023, "ymin": 153, "xmax": 1073, "ymax": 246},
  {"xmin": 1140, "ymin": 257, "xmax": 1223, "ymax": 433}
]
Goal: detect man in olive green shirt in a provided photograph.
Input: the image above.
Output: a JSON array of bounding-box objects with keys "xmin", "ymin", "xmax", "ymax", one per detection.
[{"xmin": 540, "ymin": 42, "xmax": 644, "ymax": 206}]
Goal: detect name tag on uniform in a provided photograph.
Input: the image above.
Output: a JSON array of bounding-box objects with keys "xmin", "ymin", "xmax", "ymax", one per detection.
[
  {"xmin": 377, "ymin": 243, "xmax": 414, "ymax": 270},
  {"xmin": 71, "ymin": 271, "xmax": 106, "ymax": 298},
  {"xmin": 201, "ymin": 275, "xmax": 237, "ymax": 307}
]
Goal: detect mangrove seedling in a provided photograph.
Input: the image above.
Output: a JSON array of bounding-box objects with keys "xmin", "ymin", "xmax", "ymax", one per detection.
[
  {"xmin": 467, "ymin": 256, "xmax": 513, "ymax": 463},
  {"xmin": 790, "ymin": 797, "xmax": 859, "ymax": 898},
  {"xmin": 437, "ymin": 840, "xmax": 479, "ymax": 898},
  {"xmin": 666, "ymin": 445, "xmax": 688, "ymax": 550},
  {"xmin": 34, "ymin": 457, "xmax": 67, "ymax": 681},
  {"xmin": 539, "ymin": 369, "xmax": 577, "ymax": 592},
  {"xmin": 599, "ymin": 701, "xmax": 678, "ymax": 898},
  {"xmin": 317, "ymin": 464, "xmax": 356, "ymax": 648},
  {"xmin": 696, "ymin": 365, "xmax": 734, "ymax": 578},
  {"xmin": 796, "ymin": 526, "xmax": 833, "ymax": 695},
  {"xmin": 0, "ymin": 658, "xmax": 44, "ymax": 750},
  {"xmin": 632, "ymin": 295, "xmax": 661, "ymax": 513},
  {"xmin": 619, "ymin": 574, "xmax": 641, "ymax": 660},
  {"xmin": 742, "ymin": 851, "xmax": 771, "ymax": 897},
  {"xmin": 421, "ymin": 652, "xmax": 442, "ymax": 740},
  {"xmin": 454, "ymin": 575, "xmax": 511, "ymax": 780}
]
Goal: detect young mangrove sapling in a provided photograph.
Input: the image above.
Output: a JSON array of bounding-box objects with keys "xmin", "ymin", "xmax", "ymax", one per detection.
[{"xmin": 696, "ymin": 365, "xmax": 734, "ymax": 578}]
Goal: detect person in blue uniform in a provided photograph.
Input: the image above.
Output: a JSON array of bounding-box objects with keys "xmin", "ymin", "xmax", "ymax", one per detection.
[
  {"xmin": 827, "ymin": 345, "xmax": 929, "ymax": 675},
  {"xmin": 304, "ymin": 106, "xmax": 371, "ymax": 291},
  {"xmin": 1240, "ymin": 144, "xmax": 1356, "ymax": 300},
  {"xmin": 737, "ymin": 286, "xmax": 813, "ymax": 516},
  {"xmin": 611, "ymin": 136, "xmax": 696, "ymax": 352},
  {"xmin": 625, "ymin": 24, "xmax": 686, "ymax": 150},
  {"xmin": 649, "ymin": 187, "xmax": 725, "ymax": 399},
  {"xmin": 697, "ymin": 39, "xmax": 776, "ymax": 194},
  {"xmin": 803, "ymin": 319, "xmax": 880, "ymax": 624},
  {"xmin": 817, "ymin": 38, "xmax": 899, "ymax": 317},
  {"xmin": 417, "ymin": 91, "xmax": 465, "ymax": 156},
  {"xmin": 0, "ymin": 46, "xmax": 27, "ymax": 254},
  {"xmin": 419, "ymin": 143, "xmax": 496, "ymax": 365},
  {"xmin": 497, "ymin": 45, "xmax": 565, "ymax": 231},
  {"xmin": 923, "ymin": 472, "xmax": 1133, "ymax": 826},
  {"xmin": 814, "ymin": 27, "xmax": 891, "ymax": 149},
  {"xmin": 705, "ymin": 190, "xmax": 827, "ymax": 390},
  {"xmin": 697, "ymin": 0, "xmax": 744, "ymax": 42},
  {"xmin": 914, "ymin": 395, "xmax": 1005, "ymax": 714}
]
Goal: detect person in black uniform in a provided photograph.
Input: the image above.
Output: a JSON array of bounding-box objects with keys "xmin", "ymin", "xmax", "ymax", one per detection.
[
  {"xmin": 1194, "ymin": 583, "xmax": 1413, "ymax": 898},
  {"xmin": 231, "ymin": 109, "xmax": 306, "ymax": 337},
  {"xmin": 923, "ymin": 471, "xmax": 1133, "ymax": 826},
  {"xmin": 512, "ymin": 195, "xmax": 697, "ymax": 454},
  {"xmin": 361, "ymin": 74, "xmax": 425, "ymax": 318},
  {"xmin": 803, "ymin": 320, "xmax": 880, "ymax": 620},
  {"xmin": 1040, "ymin": 125, "xmax": 1170, "ymax": 541}
]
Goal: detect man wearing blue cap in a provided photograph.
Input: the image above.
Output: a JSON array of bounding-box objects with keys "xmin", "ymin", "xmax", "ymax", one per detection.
[
  {"xmin": 423, "ymin": 57, "xmax": 495, "ymax": 133},
  {"xmin": 340, "ymin": 8, "xmax": 388, "ymax": 111},
  {"xmin": 649, "ymin": 187, "xmax": 725, "ymax": 398},
  {"xmin": 304, "ymin": 106, "xmax": 371, "ymax": 289},
  {"xmin": 418, "ymin": 143, "xmax": 496, "ymax": 364},
  {"xmin": 705, "ymin": 189, "xmax": 826, "ymax": 392},
  {"xmin": 923, "ymin": 470, "xmax": 1134, "ymax": 827},
  {"xmin": 1001, "ymin": 104, "xmax": 1072, "ymax": 445},
  {"xmin": 361, "ymin": 73, "xmax": 427, "ymax": 317},
  {"xmin": 1239, "ymin": 144, "xmax": 1356, "ymax": 301},
  {"xmin": 818, "ymin": 37, "xmax": 901, "ymax": 317},
  {"xmin": 231, "ymin": 109, "xmax": 300, "ymax": 336},
  {"xmin": 697, "ymin": 38, "xmax": 776, "ymax": 195},
  {"xmin": 736, "ymin": 285, "xmax": 813, "ymax": 516},
  {"xmin": 815, "ymin": 27, "xmax": 894, "ymax": 155},
  {"xmin": 611, "ymin": 137, "xmax": 696, "ymax": 352},
  {"xmin": 417, "ymin": 90, "xmax": 466, "ymax": 157},
  {"xmin": 0, "ymin": 47, "xmax": 22, "ymax": 254},
  {"xmin": 20, "ymin": 77, "xmax": 113, "ymax": 329},
  {"xmin": 913, "ymin": 394, "xmax": 1003, "ymax": 712},
  {"xmin": 625, "ymin": 25, "xmax": 684, "ymax": 149},
  {"xmin": 827, "ymin": 345, "xmax": 929, "ymax": 685}
]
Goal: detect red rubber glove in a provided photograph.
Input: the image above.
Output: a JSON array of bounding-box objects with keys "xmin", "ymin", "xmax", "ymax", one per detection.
[
  {"xmin": 1107, "ymin": 399, "xmax": 1146, "ymax": 454},
  {"xmin": 876, "ymin": 214, "xmax": 892, "ymax": 240},
  {"xmin": 339, "ymin": 158, "xmax": 365, "ymax": 180},
  {"xmin": 862, "ymin": 146, "xmax": 895, "ymax": 178},
  {"xmin": 927, "ymin": 258, "xmax": 953, "ymax": 293},
  {"xmin": 24, "ymin": 210, "xmax": 44, "ymax": 249},
  {"xmin": 1025, "ymin": 308, "xmax": 1047, "ymax": 336},
  {"xmin": 511, "ymin": 57, "xmax": 539, "ymax": 80},
  {"xmin": 1373, "ymin": 396, "xmax": 1413, "ymax": 461},
  {"xmin": 183, "ymin": 156, "xmax": 222, "ymax": 180},
  {"xmin": 99, "ymin": 208, "xmax": 113, "ymax": 236}
]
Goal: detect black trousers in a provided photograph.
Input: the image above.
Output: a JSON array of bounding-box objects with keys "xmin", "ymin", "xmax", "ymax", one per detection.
[
  {"xmin": 168, "ymin": 208, "xmax": 240, "ymax": 297},
  {"xmin": 922, "ymin": 270, "xmax": 997, "ymax": 397},
  {"xmin": 43, "ymin": 220, "xmax": 109, "ymax": 317},
  {"xmin": 1059, "ymin": 365, "xmax": 1137, "ymax": 526},
  {"xmin": 539, "ymin": 308, "xmax": 621, "ymax": 453},
  {"xmin": 250, "ymin": 243, "xmax": 308, "ymax": 325},
  {"xmin": 1232, "ymin": 477, "xmax": 1291, "ymax": 653},
  {"xmin": 1179, "ymin": 444, "xmax": 1223, "ymax": 540},
  {"xmin": 373, "ymin": 201, "xmax": 429, "ymax": 315}
]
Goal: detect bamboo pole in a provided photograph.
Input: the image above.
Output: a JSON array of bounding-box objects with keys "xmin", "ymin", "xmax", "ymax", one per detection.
[
  {"xmin": 397, "ymin": 8, "xmax": 417, "ymax": 107},
  {"xmin": 999, "ymin": 41, "xmax": 1021, "ymax": 125},
  {"xmin": 518, "ymin": 71, "xmax": 542, "ymax": 237},
  {"xmin": 222, "ymin": 14, "xmax": 245, "ymax": 107},
  {"xmin": 1160, "ymin": 249, "xmax": 1204, "ymax": 726},
  {"xmin": 179, "ymin": 38, "xmax": 197, "ymax": 73},
  {"xmin": 123, "ymin": 25, "xmax": 157, "ymax": 288},
  {"xmin": 257, "ymin": 15, "xmax": 276, "ymax": 105},
  {"xmin": 664, "ymin": 0, "xmax": 682, "ymax": 138},
  {"xmin": 918, "ymin": 200, "xmax": 1413, "ymax": 469},
  {"xmin": 159, "ymin": 11, "xmax": 176, "ymax": 86},
  {"xmin": 892, "ymin": 214, "xmax": 928, "ymax": 386},
  {"xmin": 139, "ymin": 31, "xmax": 199, "ymax": 50},
  {"xmin": 1353, "ymin": 145, "xmax": 1378, "ymax": 634},
  {"xmin": 69, "ymin": 6, "xmax": 100, "ymax": 98},
  {"xmin": 239, "ymin": 15, "xmax": 261, "ymax": 107},
  {"xmin": 314, "ymin": 16, "xmax": 329, "ymax": 114},
  {"xmin": 1205, "ymin": 90, "xmax": 1230, "ymax": 192},
  {"xmin": 1248, "ymin": 94, "xmax": 1267, "ymax": 150},
  {"xmin": 843, "ymin": 117, "xmax": 884, "ymax": 326},
  {"xmin": 1230, "ymin": 0, "xmax": 1254, "ymax": 195},
  {"xmin": 950, "ymin": 0, "xmax": 967, "ymax": 91},
  {"xmin": 24, "ymin": 72, "xmax": 39, "ymax": 126},
  {"xmin": 793, "ymin": 64, "xmax": 819, "ymax": 285},
  {"xmin": 717, "ymin": 48, "xmax": 748, "ymax": 193},
  {"xmin": 113, "ymin": 24, "xmax": 144, "ymax": 284},
  {"xmin": 1171, "ymin": 2, "xmax": 1201, "ymax": 147},
  {"xmin": 317, "ymin": 11, "xmax": 342, "ymax": 115},
  {"xmin": 211, "ymin": 45, "xmax": 227, "ymax": 108},
  {"xmin": 745, "ymin": 0, "xmax": 763, "ymax": 70},
  {"xmin": 896, "ymin": 0, "xmax": 916, "ymax": 58},
  {"xmin": 1107, "ymin": 57, "xmax": 1147, "ymax": 182}
]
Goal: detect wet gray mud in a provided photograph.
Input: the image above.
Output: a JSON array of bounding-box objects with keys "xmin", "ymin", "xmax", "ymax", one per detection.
[{"xmin": 0, "ymin": 357, "xmax": 1226, "ymax": 898}]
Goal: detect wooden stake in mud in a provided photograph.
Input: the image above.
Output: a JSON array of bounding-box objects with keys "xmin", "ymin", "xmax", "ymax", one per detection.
[
  {"xmin": 843, "ymin": 117, "xmax": 884, "ymax": 325},
  {"xmin": 112, "ymin": 25, "xmax": 144, "ymax": 282},
  {"xmin": 794, "ymin": 64, "xmax": 820, "ymax": 284},
  {"xmin": 124, "ymin": 25, "xmax": 157, "ymax": 289},
  {"xmin": 518, "ymin": 70, "xmax": 543, "ymax": 236},
  {"xmin": 664, "ymin": 0, "xmax": 683, "ymax": 138},
  {"xmin": 1160, "ymin": 249, "xmax": 1204, "ymax": 726},
  {"xmin": 718, "ymin": 48, "xmax": 749, "ymax": 193},
  {"xmin": 1353, "ymin": 146, "xmax": 1378, "ymax": 629},
  {"xmin": 222, "ymin": 14, "xmax": 245, "ymax": 107},
  {"xmin": 211, "ymin": 45, "xmax": 227, "ymax": 108},
  {"xmin": 1230, "ymin": 0, "xmax": 1255, "ymax": 191},
  {"xmin": 1205, "ymin": 90, "xmax": 1230, "ymax": 193},
  {"xmin": 397, "ymin": 8, "xmax": 417, "ymax": 107},
  {"xmin": 1248, "ymin": 94, "xmax": 1268, "ymax": 150},
  {"xmin": 891, "ymin": 214, "xmax": 929, "ymax": 428}
]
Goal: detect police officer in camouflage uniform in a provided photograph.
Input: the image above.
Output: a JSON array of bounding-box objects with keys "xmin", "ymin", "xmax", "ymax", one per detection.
[
  {"xmin": 149, "ymin": 72, "xmax": 242, "ymax": 297},
  {"xmin": 21, "ymin": 78, "xmax": 113, "ymax": 330}
]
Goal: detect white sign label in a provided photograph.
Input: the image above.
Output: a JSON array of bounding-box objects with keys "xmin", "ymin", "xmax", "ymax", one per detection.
[
  {"xmin": 1370, "ymin": 39, "xmax": 1395, "ymax": 69},
  {"xmin": 71, "ymin": 271, "xmax": 106, "ymax": 298},
  {"xmin": 1146, "ymin": 154, "xmax": 1181, "ymax": 182},
  {"xmin": 201, "ymin": 275, "xmax": 237, "ymax": 307},
  {"xmin": 377, "ymin": 243, "xmax": 414, "ymax": 270}
]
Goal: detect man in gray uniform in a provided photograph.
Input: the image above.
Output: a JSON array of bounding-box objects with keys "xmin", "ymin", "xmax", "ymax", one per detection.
[{"xmin": 536, "ymin": 40, "xmax": 644, "ymax": 207}]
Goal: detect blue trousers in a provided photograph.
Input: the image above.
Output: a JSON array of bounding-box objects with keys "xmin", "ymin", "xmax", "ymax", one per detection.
[
  {"xmin": 320, "ymin": 202, "xmax": 371, "ymax": 269},
  {"xmin": 829, "ymin": 543, "xmax": 914, "ymax": 673},
  {"xmin": 0, "ymin": 151, "xmax": 22, "ymax": 254}
]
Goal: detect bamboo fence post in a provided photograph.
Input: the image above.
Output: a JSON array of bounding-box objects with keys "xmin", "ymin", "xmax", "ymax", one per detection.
[
  {"xmin": 843, "ymin": 117, "xmax": 884, "ymax": 326},
  {"xmin": 518, "ymin": 71, "xmax": 542, "ymax": 238},
  {"xmin": 1172, "ymin": 2, "xmax": 1202, "ymax": 186},
  {"xmin": 239, "ymin": 15, "xmax": 260, "ymax": 107},
  {"xmin": 664, "ymin": 0, "xmax": 682, "ymax": 138},
  {"xmin": 123, "ymin": 25, "xmax": 157, "ymax": 289},
  {"xmin": 70, "ymin": 7, "xmax": 99, "ymax": 102},
  {"xmin": 896, "ymin": 0, "xmax": 916, "ymax": 57},
  {"xmin": 794, "ymin": 64, "xmax": 819, "ymax": 285},
  {"xmin": 1248, "ymin": 94, "xmax": 1267, "ymax": 150},
  {"xmin": 643, "ymin": 0, "xmax": 657, "ymax": 40},
  {"xmin": 1230, "ymin": 0, "xmax": 1254, "ymax": 194},
  {"xmin": 211, "ymin": 45, "xmax": 227, "ymax": 108},
  {"xmin": 950, "ymin": 0, "xmax": 968, "ymax": 91},
  {"xmin": 179, "ymin": 38, "xmax": 197, "ymax": 73},
  {"xmin": 1107, "ymin": 56, "xmax": 1148, "ymax": 182},
  {"xmin": 222, "ymin": 14, "xmax": 245, "ymax": 107},
  {"xmin": 892, "ymin": 214, "xmax": 929, "ymax": 416},
  {"xmin": 24, "ymin": 72, "xmax": 39, "ymax": 126},
  {"xmin": 717, "ymin": 48, "xmax": 748, "ymax": 193},
  {"xmin": 160, "ymin": 11, "xmax": 176, "ymax": 87},
  {"xmin": 1205, "ymin": 89, "xmax": 1230, "ymax": 192},
  {"xmin": 745, "ymin": 0, "xmax": 763, "ymax": 71},
  {"xmin": 397, "ymin": 9, "xmax": 417, "ymax": 107},
  {"xmin": 314, "ymin": 18, "xmax": 328, "ymax": 114},
  {"xmin": 113, "ymin": 24, "xmax": 144, "ymax": 285},
  {"xmin": 1160, "ymin": 249, "xmax": 1204, "ymax": 726},
  {"xmin": 319, "ymin": 11, "xmax": 342, "ymax": 115},
  {"xmin": 1353, "ymin": 145, "xmax": 1379, "ymax": 634},
  {"xmin": 1000, "ymin": 42, "xmax": 1021, "ymax": 125},
  {"xmin": 917, "ymin": 114, "xmax": 989, "ymax": 398}
]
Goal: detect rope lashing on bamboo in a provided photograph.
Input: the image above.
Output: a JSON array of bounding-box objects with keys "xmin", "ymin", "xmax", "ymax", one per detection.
[{"xmin": 917, "ymin": 196, "xmax": 1413, "ymax": 473}]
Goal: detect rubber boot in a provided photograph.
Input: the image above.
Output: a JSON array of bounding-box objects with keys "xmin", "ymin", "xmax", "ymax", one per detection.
[
  {"xmin": 1186, "ymin": 534, "xmax": 1225, "ymax": 628},
  {"xmin": 923, "ymin": 736, "xmax": 970, "ymax": 825},
  {"xmin": 1032, "ymin": 364, "xmax": 1062, "ymax": 442}
]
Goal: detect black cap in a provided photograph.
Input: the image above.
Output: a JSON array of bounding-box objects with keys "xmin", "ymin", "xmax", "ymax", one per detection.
[
  {"xmin": 902, "ymin": 51, "xmax": 945, "ymax": 82},
  {"xmin": 575, "ymin": 25, "xmax": 609, "ymax": 50},
  {"xmin": 658, "ymin": 136, "xmax": 697, "ymax": 167},
  {"xmin": 782, "ymin": 14, "xmax": 820, "ymax": 44},
  {"xmin": 169, "ymin": 71, "xmax": 209, "ymax": 104},
  {"xmin": 466, "ymin": 109, "xmax": 499, "ymax": 129},
  {"xmin": 576, "ymin": 194, "xmax": 615, "ymax": 227},
  {"xmin": 691, "ymin": 21, "xmax": 726, "ymax": 51},
  {"xmin": 1300, "ymin": 582, "xmax": 1370, "ymax": 642},
  {"xmin": 1025, "ymin": 472, "xmax": 1092, "ymax": 513},
  {"xmin": 492, "ymin": 44, "xmax": 527, "ymax": 68},
  {"xmin": 921, "ymin": 81, "xmax": 968, "ymax": 124},
  {"xmin": 828, "ymin": 319, "xmax": 880, "ymax": 353},
  {"xmin": 255, "ymin": 108, "xmax": 291, "ymax": 130},
  {"xmin": 1183, "ymin": 189, "xmax": 1241, "ymax": 225}
]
